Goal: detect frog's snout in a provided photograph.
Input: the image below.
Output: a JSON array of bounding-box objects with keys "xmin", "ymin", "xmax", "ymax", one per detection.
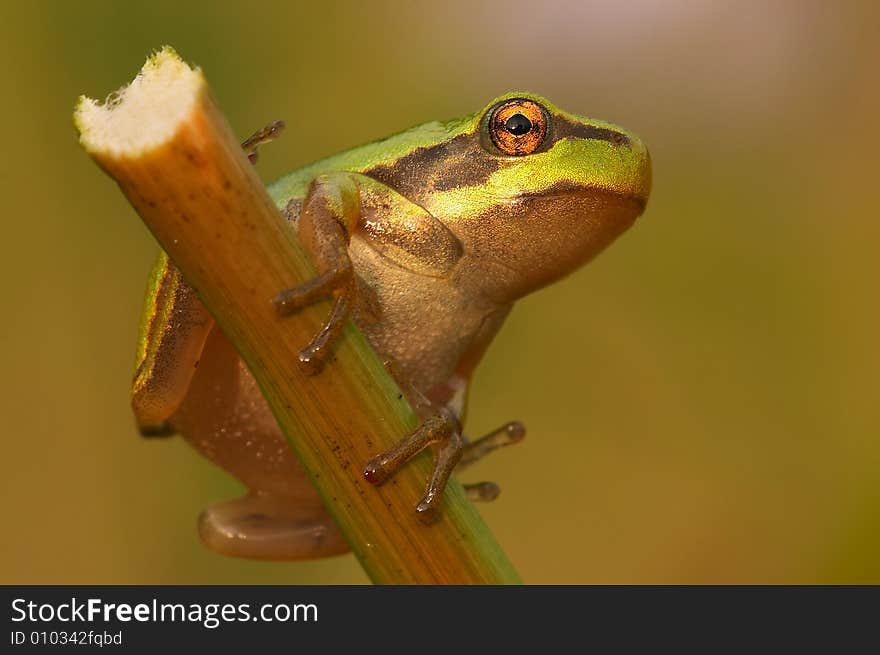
[
  {"xmin": 638, "ymin": 147, "xmax": 652, "ymax": 210},
  {"xmin": 623, "ymin": 134, "xmax": 652, "ymax": 212},
  {"xmin": 567, "ymin": 123, "xmax": 652, "ymax": 212}
]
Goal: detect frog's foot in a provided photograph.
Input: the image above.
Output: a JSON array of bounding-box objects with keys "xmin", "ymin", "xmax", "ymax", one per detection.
[
  {"xmin": 363, "ymin": 410, "xmax": 464, "ymax": 524},
  {"xmin": 464, "ymin": 481, "xmax": 501, "ymax": 502},
  {"xmin": 458, "ymin": 421, "xmax": 526, "ymax": 469},
  {"xmin": 272, "ymin": 266, "xmax": 354, "ymax": 375},
  {"xmin": 198, "ymin": 491, "xmax": 349, "ymax": 560},
  {"xmin": 241, "ymin": 119, "xmax": 285, "ymax": 164}
]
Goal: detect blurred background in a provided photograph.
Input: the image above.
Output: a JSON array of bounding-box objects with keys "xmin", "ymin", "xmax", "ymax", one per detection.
[{"xmin": 1, "ymin": 0, "xmax": 878, "ymax": 584}]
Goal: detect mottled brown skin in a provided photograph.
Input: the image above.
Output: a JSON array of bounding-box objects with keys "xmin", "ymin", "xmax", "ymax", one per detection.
[{"xmin": 132, "ymin": 94, "xmax": 650, "ymax": 560}]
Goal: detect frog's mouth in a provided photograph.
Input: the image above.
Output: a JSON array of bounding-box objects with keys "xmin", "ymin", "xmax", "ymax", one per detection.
[{"xmin": 517, "ymin": 182, "xmax": 649, "ymax": 217}]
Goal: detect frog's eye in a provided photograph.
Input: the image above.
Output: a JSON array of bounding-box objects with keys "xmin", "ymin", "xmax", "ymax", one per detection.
[{"xmin": 488, "ymin": 99, "xmax": 549, "ymax": 156}]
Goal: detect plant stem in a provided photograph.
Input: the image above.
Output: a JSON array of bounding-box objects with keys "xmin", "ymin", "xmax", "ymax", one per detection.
[{"xmin": 75, "ymin": 46, "xmax": 520, "ymax": 584}]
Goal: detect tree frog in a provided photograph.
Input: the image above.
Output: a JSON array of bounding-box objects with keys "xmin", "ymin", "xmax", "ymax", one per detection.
[{"xmin": 131, "ymin": 93, "xmax": 651, "ymax": 560}]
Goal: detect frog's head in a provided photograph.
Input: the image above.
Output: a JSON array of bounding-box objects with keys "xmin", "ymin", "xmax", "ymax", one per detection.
[{"xmin": 422, "ymin": 92, "xmax": 651, "ymax": 303}]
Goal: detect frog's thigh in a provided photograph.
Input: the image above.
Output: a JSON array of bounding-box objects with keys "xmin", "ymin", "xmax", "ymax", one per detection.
[
  {"xmin": 131, "ymin": 257, "xmax": 214, "ymax": 435},
  {"xmin": 198, "ymin": 492, "xmax": 349, "ymax": 560}
]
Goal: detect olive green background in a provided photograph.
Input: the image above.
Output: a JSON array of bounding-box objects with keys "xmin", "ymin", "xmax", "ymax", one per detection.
[{"xmin": 2, "ymin": 1, "xmax": 878, "ymax": 584}]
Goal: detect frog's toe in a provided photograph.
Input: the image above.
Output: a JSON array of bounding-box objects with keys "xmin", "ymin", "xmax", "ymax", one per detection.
[
  {"xmin": 458, "ymin": 420, "xmax": 525, "ymax": 469},
  {"xmin": 295, "ymin": 280, "xmax": 354, "ymax": 376},
  {"xmin": 364, "ymin": 411, "xmax": 464, "ymax": 522},
  {"xmin": 273, "ymin": 269, "xmax": 354, "ymax": 376},
  {"xmin": 464, "ymin": 481, "xmax": 501, "ymax": 502},
  {"xmin": 272, "ymin": 266, "xmax": 350, "ymax": 317},
  {"xmin": 197, "ymin": 492, "xmax": 349, "ymax": 560}
]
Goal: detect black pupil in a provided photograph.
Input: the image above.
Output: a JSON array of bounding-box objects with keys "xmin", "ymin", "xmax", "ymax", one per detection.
[{"xmin": 505, "ymin": 113, "xmax": 532, "ymax": 135}]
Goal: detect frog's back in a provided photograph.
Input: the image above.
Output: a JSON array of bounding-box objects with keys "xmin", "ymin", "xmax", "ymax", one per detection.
[
  {"xmin": 131, "ymin": 250, "xmax": 215, "ymax": 433},
  {"xmin": 133, "ymin": 249, "xmax": 173, "ymax": 386},
  {"xmin": 267, "ymin": 115, "xmax": 475, "ymax": 205}
]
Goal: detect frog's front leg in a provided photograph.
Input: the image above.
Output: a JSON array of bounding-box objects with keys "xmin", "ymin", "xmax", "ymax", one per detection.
[
  {"xmin": 272, "ymin": 173, "xmax": 359, "ymax": 374},
  {"xmin": 272, "ymin": 171, "xmax": 463, "ymax": 373},
  {"xmin": 274, "ymin": 173, "xmax": 474, "ymax": 520},
  {"xmin": 363, "ymin": 310, "xmax": 525, "ymax": 517},
  {"xmin": 363, "ymin": 410, "xmax": 465, "ymax": 523}
]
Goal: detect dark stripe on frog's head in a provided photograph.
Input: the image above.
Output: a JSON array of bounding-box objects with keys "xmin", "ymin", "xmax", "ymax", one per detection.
[
  {"xmin": 364, "ymin": 129, "xmax": 499, "ymax": 201},
  {"xmin": 363, "ymin": 103, "xmax": 632, "ymax": 200},
  {"xmin": 553, "ymin": 116, "xmax": 630, "ymax": 147}
]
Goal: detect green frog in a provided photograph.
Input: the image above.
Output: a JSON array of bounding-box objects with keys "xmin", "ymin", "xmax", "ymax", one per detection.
[{"xmin": 131, "ymin": 92, "xmax": 651, "ymax": 560}]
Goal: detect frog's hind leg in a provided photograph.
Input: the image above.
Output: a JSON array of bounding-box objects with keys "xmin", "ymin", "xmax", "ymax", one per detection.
[
  {"xmin": 166, "ymin": 323, "xmax": 351, "ymax": 561},
  {"xmin": 131, "ymin": 253, "xmax": 215, "ymax": 437},
  {"xmin": 198, "ymin": 492, "xmax": 349, "ymax": 561}
]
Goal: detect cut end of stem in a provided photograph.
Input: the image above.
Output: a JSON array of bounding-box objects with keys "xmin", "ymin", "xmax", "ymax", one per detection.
[{"xmin": 74, "ymin": 46, "xmax": 204, "ymax": 157}]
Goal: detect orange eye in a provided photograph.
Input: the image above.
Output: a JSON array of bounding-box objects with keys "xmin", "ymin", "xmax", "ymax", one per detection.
[{"xmin": 488, "ymin": 99, "xmax": 549, "ymax": 156}]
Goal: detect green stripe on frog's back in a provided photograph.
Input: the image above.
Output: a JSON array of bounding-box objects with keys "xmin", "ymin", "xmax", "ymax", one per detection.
[
  {"xmin": 267, "ymin": 112, "xmax": 481, "ymax": 208},
  {"xmin": 134, "ymin": 249, "xmax": 174, "ymax": 375}
]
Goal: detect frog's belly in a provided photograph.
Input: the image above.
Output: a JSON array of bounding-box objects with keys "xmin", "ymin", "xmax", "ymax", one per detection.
[{"xmin": 349, "ymin": 236, "xmax": 494, "ymax": 395}]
